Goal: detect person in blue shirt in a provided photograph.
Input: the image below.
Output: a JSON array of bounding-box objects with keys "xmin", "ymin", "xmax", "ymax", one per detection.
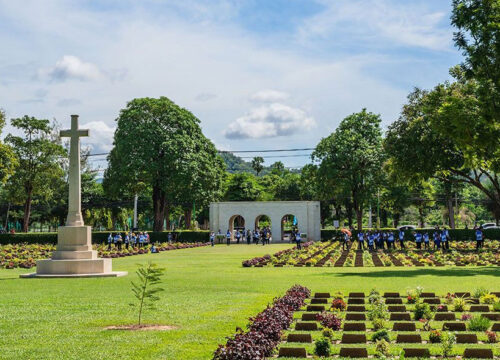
[
  {"xmin": 210, "ymin": 231, "xmax": 215, "ymax": 247},
  {"xmin": 433, "ymin": 227, "xmax": 441, "ymax": 250},
  {"xmin": 254, "ymin": 229, "xmax": 260, "ymax": 245},
  {"xmin": 398, "ymin": 230, "xmax": 405, "ymax": 249},
  {"xmin": 294, "ymin": 230, "xmax": 301, "ymax": 250},
  {"xmin": 475, "ymin": 226, "xmax": 484, "ymax": 250},
  {"xmin": 107, "ymin": 233, "xmax": 113, "ymax": 250},
  {"xmin": 414, "ymin": 231, "xmax": 422, "ymax": 249},
  {"xmin": 342, "ymin": 231, "xmax": 350, "ymax": 251},
  {"xmin": 440, "ymin": 231, "xmax": 448, "ymax": 252},
  {"xmin": 423, "ymin": 232, "xmax": 430, "ymax": 250},
  {"xmin": 378, "ymin": 231, "xmax": 385, "ymax": 250},
  {"xmin": 367, "ymin": 231, "xmax": 375, "ymax": 251},
  {"xmin": 387, "ymin": 231, "xmax": 395, "ymax": 249},
  {"xmin": 357, "ymin": 231, "xmax": 365, "ymax": 250},
  {"xmin": 226, "ymin": 230, "xmax": 231, "ymax": 246},
  {"xmin": 442, "ymin": 228, "xmax": 450, "ymax": 250},
  {"xmin": 131, "ymin": 233, "xmax": 137, "ymax": 247},
  {"xmin": 124, "ymin": 232, "xmax": 129, "ymax": 250},
  {"xmin": 236, "ymin": 229, "xmax": 241, "ymax": 244}
]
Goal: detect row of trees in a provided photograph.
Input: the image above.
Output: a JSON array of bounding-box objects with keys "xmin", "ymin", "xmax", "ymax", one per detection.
[{"xmin": 0, "ymin": 0, "xmax": 497, "ymax": 232}]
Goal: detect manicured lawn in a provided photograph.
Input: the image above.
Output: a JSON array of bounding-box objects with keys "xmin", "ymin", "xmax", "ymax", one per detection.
[{"xmin": 0, "ymin": 244, "xmax": 499, "ymax": 360}]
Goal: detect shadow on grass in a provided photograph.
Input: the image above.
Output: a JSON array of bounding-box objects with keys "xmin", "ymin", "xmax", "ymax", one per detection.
[{"xmin": 320, "ymin": 267, "xmax": 500, "ymax": 278}]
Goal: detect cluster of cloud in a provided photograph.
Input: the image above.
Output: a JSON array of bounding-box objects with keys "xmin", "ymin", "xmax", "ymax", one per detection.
[
  {"xmin": 224, "ymin": 90, "xmax": 315, "ymax": 139},
  {"xmin": 38, "ymin": 55, "xmax": 103, "ymax": 82},
  {"xmin": 298, "ymin": 0, "xmax": 451, "ymax": 51}
]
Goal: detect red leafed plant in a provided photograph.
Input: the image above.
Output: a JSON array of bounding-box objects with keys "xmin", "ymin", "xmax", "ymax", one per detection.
[
  {"xmin": 331, "ymin": 298, "xmax": 346, "ymax": 311},
  {"xmin": 316, "ymin": 311, "xmax": 342, "ymax": 330}
]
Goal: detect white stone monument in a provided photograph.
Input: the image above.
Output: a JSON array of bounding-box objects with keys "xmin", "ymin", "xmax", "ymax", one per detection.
[{"xmin": 21, "ymin": 115, "xmax": 127, "ymax": 278}]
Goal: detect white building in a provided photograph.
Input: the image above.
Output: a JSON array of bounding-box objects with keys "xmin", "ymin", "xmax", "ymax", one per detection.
[{"xmin": 209, "ymin": 201, "xmax": 321, "ymax": 241}]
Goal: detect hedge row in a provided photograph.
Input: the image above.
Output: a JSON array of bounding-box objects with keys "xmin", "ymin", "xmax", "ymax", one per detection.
[
  {"xmin": 0, "ymin": 230, "xmax": 210, "ymax": 245},
  {"xmin": 320, "ymin": 228, "xmax": 500, "ymax": 241}
]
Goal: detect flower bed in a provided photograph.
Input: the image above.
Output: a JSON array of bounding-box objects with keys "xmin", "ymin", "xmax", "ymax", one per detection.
[
  {"xmin": 213, "ymin": 284, "xmax": 310, "ymax": 360},
  {"xmin": 0, "ymin": 242, "xmax": 210, "ymax": 269},
  {"xmin": 242, "ymin": 241, "xmax": 500, "ymax": 267}
]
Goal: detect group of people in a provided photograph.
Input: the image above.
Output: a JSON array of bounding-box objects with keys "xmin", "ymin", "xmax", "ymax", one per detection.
[
  {"xmin": 210, "ymin": 227, "xmax": 274, "ymax": 246},
  {"xmin": 341, "ymin": 225, "xmax": 486, "ymax": 251},
  {"xmin": 208, "ymin": 227, "xmax": 304, "ymax": 248},
  {"xmin": 107, "ymin": 231, "xmax": 150, "ymax": 250}
]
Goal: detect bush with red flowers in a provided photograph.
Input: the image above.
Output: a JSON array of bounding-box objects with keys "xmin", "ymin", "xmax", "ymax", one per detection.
[
  {"xmin": 331, "ymin": 298, "xmax": 347, "ymax": 311},
  {"xmin": 213, "ymin": 285, "xmax": 310, "ymax": 360}
]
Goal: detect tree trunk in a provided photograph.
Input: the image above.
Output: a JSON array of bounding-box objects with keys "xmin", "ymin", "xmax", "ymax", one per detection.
[
  {"xmin": 23, "ymin": 188, "xmax": 33, "ymax": 233},
  {"xmin": 355, "ymin": 206, "xmax": 363, "ymax": 230},
  {"xmin": 345, "ymin": 202, "xmax": 353, "ymax": 228},
  {"xmin": 165, "ymin": 205, "xmax": 171, "ymax": 230},
  {"xmin": 418, "ymin": 206, "xmax": 425, "ymax": 228},
  {"xmin": 447, "ymin": 198, "xmax": 455, "ymax": 229},
  {"xmin": 184, "ymin": 208, "xmax": 192, "ymax": 229},
  {"xmin": 393, "ymin": 213, "xmax": 400, "ymax": 228},
  {"xmin": 4, "ymin": 202, "xmax": 10, "ymax": 230},
  {"xmin": 381, "ymin": 209, "xmax": 388, "ymax": 228},
  {"xmin": 152, "ymin": 185, "xmax": 165, "ymax": 231}
]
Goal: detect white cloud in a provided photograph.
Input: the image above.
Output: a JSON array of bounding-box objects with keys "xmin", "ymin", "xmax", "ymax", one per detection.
[
  {"xmin": 39, "ymin": 55, "xmax": 103, "ymax": 82},
  {"xmin": 80, "ymin": 121, "xmax": 115, "ymax": 153},
  {"xmin": 298, "ymin": 0, "xmax": 451, "ymax": 51},
  {"xmin": 250, "ymin": 89, "xmax": 290, "ymax": 103},
  {"xmin": 224, "ymin": 103, "xmax": 315, "ymax": 139}
]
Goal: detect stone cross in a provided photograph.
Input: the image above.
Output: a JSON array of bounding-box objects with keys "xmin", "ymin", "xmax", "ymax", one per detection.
[{"xmin": 60, "ymin": 115, "xmax": 89, "ymax": 227}]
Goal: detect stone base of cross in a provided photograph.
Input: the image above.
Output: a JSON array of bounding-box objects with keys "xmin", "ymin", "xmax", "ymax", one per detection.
[{"xmin": 21, "ymin": 115, "xmax": 126, "ymax": 278}]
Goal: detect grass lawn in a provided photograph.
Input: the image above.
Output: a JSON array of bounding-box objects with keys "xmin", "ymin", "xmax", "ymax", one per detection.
[{"xmin": 0, "ymin": 244, "xmax": 499, "ymax": 360}]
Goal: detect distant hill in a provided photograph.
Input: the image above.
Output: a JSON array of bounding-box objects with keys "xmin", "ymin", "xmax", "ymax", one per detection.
[{"xmin": 219, "ymin": 152, "xmax": 270, "ymax": 175}]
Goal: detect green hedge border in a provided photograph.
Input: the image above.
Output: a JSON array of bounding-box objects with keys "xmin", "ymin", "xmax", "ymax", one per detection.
[
  {"xmin": 0, "ymin": 230, "xmax": 210, "ymax": 245},
  {"xmin": 320, "ymin": 228, "xmax": 500, "ymax": 241},
  {"xmin": 0, "ymin": 229, "xmax": 498, "ymax": 245}
]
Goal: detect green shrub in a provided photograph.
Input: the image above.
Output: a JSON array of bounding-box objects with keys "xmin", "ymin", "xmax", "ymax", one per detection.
[
  {"xmin": 314, "ymin": 337, "xmax": 331, "ymax": 357},
  {"xmin": 429, "ymin": 330, "xmax": 442, "ymax": 343},
  {"xmin": 322, "ymin": 328, "xmax": 334, "ymax": 339},
  {"xmin": 367, "ymin": 298, "xmax": 388, "ymax": 321},
  {"xmin": 453, "ymin": 297, "xmax": 467, "ymax": 312},
  {"xmin": 473, "ymin": 287, "xmax": 489, "ymax": 298},
  {"xmin": 372, "ymin": 318, "xmax": 386, "ymax": 330},
  {"xmin": 493, "ymin": 302, "xmax": 500, "ymax": 312},
  {"xmin": 480, "ymin": 294, "xmax": 498, "ymax": 304},
  {"xmin": 441, "ymin": 332, "xmax": 456, "ymax": 357},
  {"xmin": 467, "ymin": 315, "xmax": 491, "ymax": 331},
  {"xmin": 414, "ymin": 301, "xmax": 433, "ymax": 321},
  {"xmin": 372, "ymin": 329, "xmax": 390, "ymax": 342},
  {"xmin": 375, "ymin": 339, "xmax": 390, "ymax": 357}
]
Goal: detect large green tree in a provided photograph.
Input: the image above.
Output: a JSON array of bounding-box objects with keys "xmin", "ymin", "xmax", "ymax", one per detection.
[
  {"xmin": 313, "ymin": 109, "xmax": 384, "ymax": 229},
  {"xmin": 385, "ymin": 84, "xmax": 500, "ymax": 224},
  {"xmin": 104, "ymin": 97, "xmax": 224, "ymax": 231},
  {"xmin": 5, "ymin": 116, "xmax": 65, "ymax": 232},
  {"xmin": 452, "ymin": 0, "xmax": 500, "ymax": 170},
  {"xmin": 0, "ymin": 109, "xmax": 16, "ymax": 185}
]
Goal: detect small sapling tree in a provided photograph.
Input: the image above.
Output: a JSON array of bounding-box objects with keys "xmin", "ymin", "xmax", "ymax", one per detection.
[{"xmin": 130, "ymin": 262, "xmax": 165, "ymax": 325}]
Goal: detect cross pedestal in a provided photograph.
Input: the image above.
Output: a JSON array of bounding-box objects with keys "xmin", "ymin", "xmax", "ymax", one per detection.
[{"xmin": 21, "ymin": 115, "xmax": 126, "ymax": 278}]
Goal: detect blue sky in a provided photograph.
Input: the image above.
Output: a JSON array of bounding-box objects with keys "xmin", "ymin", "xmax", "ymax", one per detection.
[{"xmin": 0, "ymin": 0, "xmax": 463, "ymax": 168}]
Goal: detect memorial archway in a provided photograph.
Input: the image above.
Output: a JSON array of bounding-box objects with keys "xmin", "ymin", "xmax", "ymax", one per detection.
[
  {"xmin": 255, "ymin": 214, "xmax": 271, "ymax": 231},
  {"xmin": 228, "ymin": 215, "xmax": 245, "ymax": 240},
  {"xmin": 281, "ymin": 214, "xmax": 298, "ymax": 241},
  {"xmin": 210, "ymin": 201, "xmax": 321, "ymax": 241}
]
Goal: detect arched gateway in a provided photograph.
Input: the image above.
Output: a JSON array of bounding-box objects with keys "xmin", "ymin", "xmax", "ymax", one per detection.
[{"xmin": 210, "ymin": 201, "xmax": 321, "ymax": 242}]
